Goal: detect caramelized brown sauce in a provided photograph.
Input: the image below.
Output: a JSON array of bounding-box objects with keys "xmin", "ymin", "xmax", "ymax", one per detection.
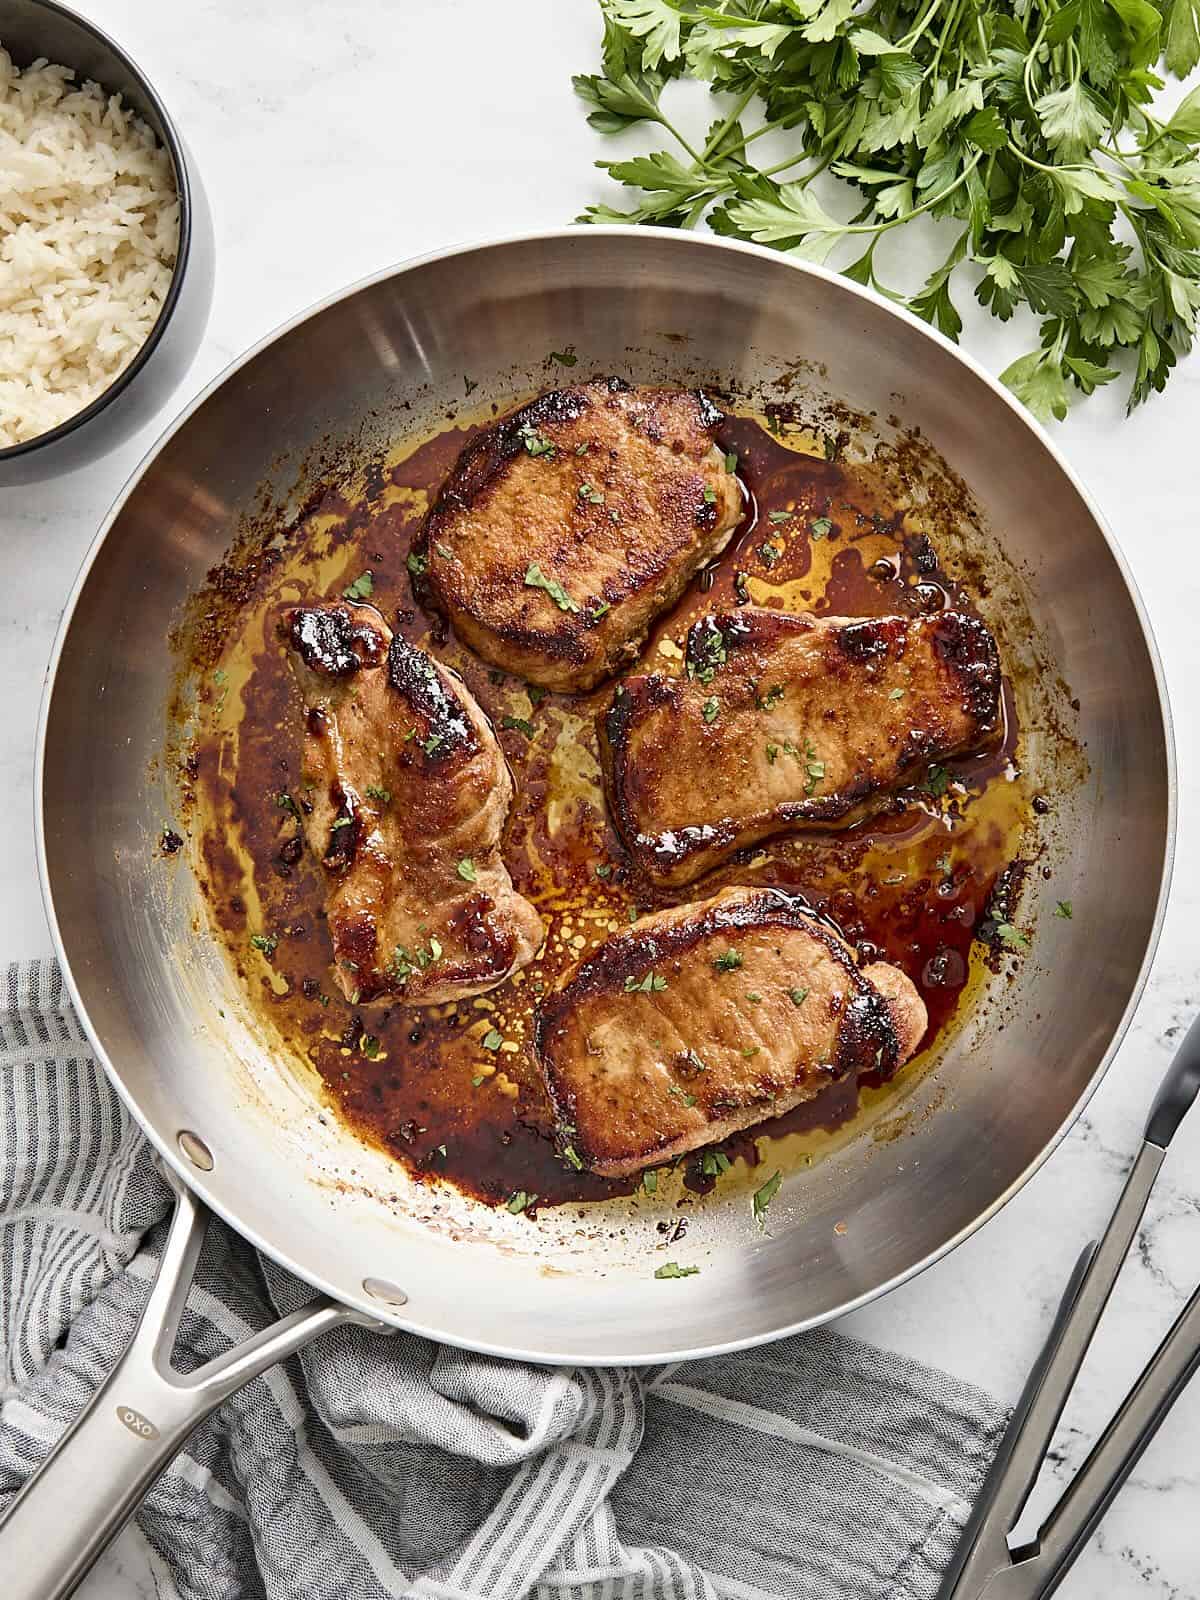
[{"xmin": 182, "ymin": 403, "xmax": 1030, "ymax": 1210}]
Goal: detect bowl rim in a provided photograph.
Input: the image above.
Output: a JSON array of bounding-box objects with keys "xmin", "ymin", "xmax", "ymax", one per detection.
[
  {"xmin": 36, "ymin": 227, "xmax": 1178, "ymax": 1362},
  {"xmin": 0, "ymin": 0, "xmax": 193, "ymax": 461}
]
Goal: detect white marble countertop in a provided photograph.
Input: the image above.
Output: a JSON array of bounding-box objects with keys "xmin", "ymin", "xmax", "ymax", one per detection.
[{"xmin": 4, "ymin": 2, "xmax": 1200, "ymax": 1595}]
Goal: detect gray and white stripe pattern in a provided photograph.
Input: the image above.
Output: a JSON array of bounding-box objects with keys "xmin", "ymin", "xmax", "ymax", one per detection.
[{"xmin": 0, "ymin": 960, "xmax": 1006, "ymax": 1599}]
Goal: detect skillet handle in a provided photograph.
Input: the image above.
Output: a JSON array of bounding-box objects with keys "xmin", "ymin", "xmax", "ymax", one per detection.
[{"xmin": 0, "ymin": 1174, "xmax": 384, "ymax": 1600}]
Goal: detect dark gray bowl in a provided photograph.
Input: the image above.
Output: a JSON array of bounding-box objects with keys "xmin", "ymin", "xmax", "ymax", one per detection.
[{"xmin": 0, "ymin": 0, "xmax": 214, "ymax": 484}]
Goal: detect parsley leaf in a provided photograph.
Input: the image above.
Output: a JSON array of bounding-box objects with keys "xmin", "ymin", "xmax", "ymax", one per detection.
[
  {"xmin": 753, "ymin": 1170, "xmax": 783, "ymax": 1226},
  {"xmin": 457, "ymin": 857, "xmax": 478, "ymax": 882},
  {"xmin": 525, "ymin": 562, "xmax": 581, "ymax": 613},
  {"xmin": 575, "ymin": 0, "xmax": 1200, "ymax": 417},
  {"xmin": 655, "ymin": 1260, "xmax": 699, "ymax": 1279},
  {"xmin": 624, "ymin": 972, "xmax": 668, "ymax": 992},
  {"xmin": 342, "ymin": 570, "xmax": 374, "ymax": 600}
]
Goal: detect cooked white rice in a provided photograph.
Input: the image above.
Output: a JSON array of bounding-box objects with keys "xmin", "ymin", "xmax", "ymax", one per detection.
[{"xmin": 0, "ymin": 46, "xmax": 179, "ymax": 447}]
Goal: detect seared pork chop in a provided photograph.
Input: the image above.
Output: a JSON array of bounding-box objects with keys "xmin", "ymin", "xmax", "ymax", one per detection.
[
  {"xmin": 414, "ymin": 379, "xmax": 742, "ymax": 692},
  {"xmin": 284, "ymin": 602, "xmax": 543, "ymax": 1005},
  {"xmin": 533, "ymin": 886, "xmax": 926, "ymax": 1177},
  {"xmin": 602, "ymin": 607, "xmax": 1001, "ymax": 886}
]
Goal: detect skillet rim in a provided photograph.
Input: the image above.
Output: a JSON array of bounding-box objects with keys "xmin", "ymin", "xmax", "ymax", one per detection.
[{"xmin": 34, "ymin": 226, "xmax": 1178, "ymax": 1365}]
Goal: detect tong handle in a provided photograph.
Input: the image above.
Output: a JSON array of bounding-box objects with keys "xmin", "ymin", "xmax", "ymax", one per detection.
[
  {"xmin": 938, "ymin": 1011, "xmax": 1200, "ymax": 1600},
  {"xmin": 1033, "ymin": 1279, "xmax": 1200, "ymax": 1594},
  {"xmin": 1144, "ymin": 1010, "xmax": 1200, "ymax": 1149}
]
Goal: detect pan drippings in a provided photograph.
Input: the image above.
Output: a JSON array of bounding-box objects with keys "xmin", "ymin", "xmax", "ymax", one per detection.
[{"xmin": 179, "ymin": 403, "xmax": 1031, "ymax": 1210}]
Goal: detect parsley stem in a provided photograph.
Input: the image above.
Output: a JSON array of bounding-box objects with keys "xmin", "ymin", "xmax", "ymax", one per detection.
[
  {"xmin": 811, "ymin": 150, "xmax": 982, "ymax": 240},
  {"xmin": 702, "ymin": 84, "xmax": 759, "ymax": 161},
  {"xmin": 898, "ymin": 0, "xmax": 944, "ymax": 52}
]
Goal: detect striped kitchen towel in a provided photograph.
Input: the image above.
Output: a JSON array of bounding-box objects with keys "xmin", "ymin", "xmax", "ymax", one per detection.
[{"xmin": 0, "ymin": 959, "xmax": 1005, "ymax": 1600}]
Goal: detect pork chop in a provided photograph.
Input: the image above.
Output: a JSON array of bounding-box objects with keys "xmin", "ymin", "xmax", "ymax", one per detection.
[
  {"xmin": 602, "ymin": 607, "xmax": 1001, "ymax": 886},
  {"xmin": 533, "ymin": 886, "xmax": 927, "ymax": 1177},
  {"xmin": 284, "ymin": 602, "xmax": 544, "ymax": 1005},
  {"xmin": 413, "ymin": 378, "xmax": 742, "ymax": 692}
]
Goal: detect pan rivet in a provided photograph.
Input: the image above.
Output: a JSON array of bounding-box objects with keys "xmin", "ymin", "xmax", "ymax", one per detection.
[
  {"xmin": 362, "ymin": 1276, "xmax": 408, "ymax": 1307},
  {"xmin": 177, "ymin": 1130, "xmax": 214, "ymax": 1171}
]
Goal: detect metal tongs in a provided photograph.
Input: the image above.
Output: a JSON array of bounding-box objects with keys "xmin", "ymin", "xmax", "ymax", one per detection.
[{"xmin": 938, "ymin": 1011, "xmax": 1200, "ymax": 1600}]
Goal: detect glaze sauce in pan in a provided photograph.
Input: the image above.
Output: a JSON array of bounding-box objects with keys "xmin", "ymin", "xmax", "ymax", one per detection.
[{"xmin": 182, "ymin": 401, "xmax": 1029, "ymax": 1210}]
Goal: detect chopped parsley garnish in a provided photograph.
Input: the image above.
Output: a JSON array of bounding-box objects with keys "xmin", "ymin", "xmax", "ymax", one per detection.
[
  {"xmin": 702, "ymin": 485, "xmax": 717, "ymax": 504},
  {"xmin": 701, "ymin": 1150, "xmax": 733, "ymax": 1176},
  {"xmin": 575, "ymin": 441, "xmax": 590, "ymax": 455},
  {"xmin": 577, "ymin": 482, "xmax": 605, "ymax": 505},
  {"xmin": 472, "ymin": 1073, "xmax": 486, "ymax": 1087},
  {"xmin": 590, "ymin": 597, "xmax": 611, "ymax": 618},
  {"xmin": 669, "ymin": 1085, "xmax": 698, "ymax": 1106},
  {"xmin": 502, "ymin": 714, "xmax": 536, "ymax": 738},
  {"xmin": 364, "ymin": 784, "xmax": 391, "ymax": 804},
  {"xmin": 595, "ymin": 863, "xmax": 612, "ymax": 878},
  {"xmin": 360, "ymin": 1034, "xmax": 381, "ymax": 1060},
  {"xmin": 562, "ymin": 1143, "xmax": 585, "ymax": 1171},
  {"xmin": 724, "ymin": 451, "xmax": 738, "ymax": 474},
  {"xmin": 422, "ymin": 733, "xmax": 444, "ymax": 757},
  {"xmin": 435, "ymin": 543, "xmax": 454, "ymax": 560},
  {"xmin": 343, "ymin": 570, "xmax": 375, "ymax": 600},
  {"xmin": 741, "ymin": 1046, "xmax": 761, "ymax": 1058},
  {"xmin": 759, "ymin": 542, "xmax": 782, "ymax": 568},
  {"xmin": 888, "ymin": 687, "xmax": 906, "ymax": 700},
  {"xmin": 767, "ymin": 510, "xmax": 791, "ymax": 525},
  {"xmin": 745, "ymin": 991, "xmax": 763, "ymax": 1004},
  {"xmin": 937, "ymin": 853, "xmax": 953, "ymax": 877},
  {"xmin": 482, "ymin": 1028, "xmax": 504, "ymax": 1051},
  {"xmin": 457, "ymin": 857, "xmax": 477, "ymax": 883},
  {"xmin": 804, "ymin": 741, "xmax": 825, "ymax": 797},
  {"xmin": 527, "ymin": 684, "xmax": 549, "ymax": 705},
  {"xmin": 524, "ymin": 562, "xmax": 581, "ymax": 613},
  {"xmin": 687, "ymin": 621, "xmax": 727, "ymax": 686},
  {"xmin": 809, "ymin": 517, "xmax": 832, "ymax": 540},
  {"xmin": 389, "ymin": 938, "xmax": 442, "ymax": 982},
  {"xmin": 655, "ymin": 1261, "xmax": 699, "ymax": 1279},
  {"xmin": 701, "ymin": 696, "xmax": 720, "ymax": 724},
  {"xmin": 642, "ymin": 1169, "xmax": 658, "ymax": 1195},
  {"xmin": 757, "ymin": 684, "xmax": 784, "ymax": 711},
  {"xmin": 249, "ymin": 932, "xmax": 278, "ymax": 957},
  {"xmin": 624, "ymin": 972, "xmax": 668, "ymax": 993},
  {"xmin": 275, "ymin": 791, "xmax": 299, "ymax": 819},
  {"xmin": 924, "ymin": 764, "xmax": 950, "ymax": 798},
  {"xmin": 680, "ymin": 1048, "xmax": 708, "ymax": 1074},
  {"xmin": 549, "ymin": 346, "xmax": 577, "ymax": 366},
  {"xmin": 1055, "ymin": 900, "xmax": 1074, "ymax": 919},
  {"xmin": 330, "ymin": 816, "xmax": 353, "ymax": 831},
  {"xmin": 753, "ymin": 1170, "xmax": 782, "ymax": 1226},
  {"xmin": 789, "ymin": 987, "xmax": 810, "ymax": 1008},
  {"xmin": 518, "ymin": 422, "xmax": 555, "ymax": 458},
  {"xmin": 712, "ymin": 949, "xmax": 743, "ymax": 973},
  {"xmin": 996, "ymin": 922, "xmax": 1030, "ymax": 951},
  {"xmin": 406, "ymin": 553, "xmax": 428, "ymax": 577},
  {"xmin": 506, "ymin": 1191, "xmax": 537, "ymax": 1214},
  {"xmin": 766, "ymin": 743, "xmax": 780, "ymax": 764}
]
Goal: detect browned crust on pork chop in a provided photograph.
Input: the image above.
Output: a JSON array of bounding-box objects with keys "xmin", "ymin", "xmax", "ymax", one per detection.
[
  {"xmin": 532, "ymin": 886, "xmax": 927, "ymax": 1176},
  {"xmin": 601, "ymin": 607, "xmax": 1001, "ymax": 886},
  {"xmin": 284, "ymin": 602, "xmax": 543, "ymax": 1005},
  {"xmin": 413, "ymin": 378, "xmax": 742, "ymax": 692}
]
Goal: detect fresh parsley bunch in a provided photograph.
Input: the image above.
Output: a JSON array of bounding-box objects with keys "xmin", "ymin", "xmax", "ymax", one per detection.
[{"xmin": 574, "ymin": 0, "xmax": 1200, "ymax": 418}]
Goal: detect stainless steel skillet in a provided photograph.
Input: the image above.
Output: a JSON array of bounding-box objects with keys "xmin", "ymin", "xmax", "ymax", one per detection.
[{"xmin": 4, "ymin": 230, "xmax": 1175, "ymax": 1597}]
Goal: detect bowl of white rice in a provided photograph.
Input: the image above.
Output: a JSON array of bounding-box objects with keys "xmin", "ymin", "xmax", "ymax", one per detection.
[{"xmin": 0, "ymin": 0, "xmax": 212, "ymax": 483}]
